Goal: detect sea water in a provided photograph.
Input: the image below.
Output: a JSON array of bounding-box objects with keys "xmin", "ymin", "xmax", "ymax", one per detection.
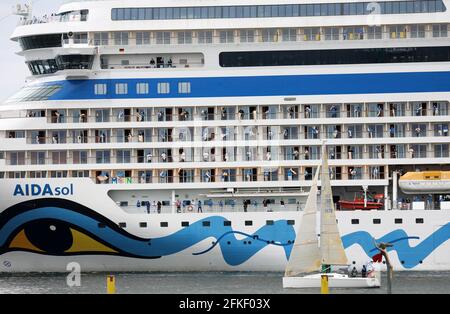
[{"xmin": 0, "ymin": 271, "xmax": 448, "ymax": 294}]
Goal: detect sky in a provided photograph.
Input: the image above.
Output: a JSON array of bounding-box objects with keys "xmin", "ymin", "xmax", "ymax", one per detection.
[{"xmin": 0, "ymin": 0, "xmax": 64, "ymax": 101}]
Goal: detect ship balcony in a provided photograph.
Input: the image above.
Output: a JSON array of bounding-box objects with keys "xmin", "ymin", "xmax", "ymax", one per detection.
[
  {"xmin": 16, "ymin": 10, "xmax": 88, "ymax": 27},
  {"xmin": 84, "ymin": 28, "xmax": 450, "ymax": 50},
  {"xmin": 20, "ymin": 131, "xmax": 450, "ymax": 147},
  {"xmin": 89, "ymin": 173, "xmax": 389, "ymax": 187},
  {"xmin": 99, "ymin": 52, "xmax": 204, "ymax": 70},
  {"xmin": 38, "ymin": 108, "xmax": 450, "ymax": 127}
]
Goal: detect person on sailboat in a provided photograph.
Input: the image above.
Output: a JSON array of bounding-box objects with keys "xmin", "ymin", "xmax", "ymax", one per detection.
[
  {"xmin": 361, "ymin": 265, "xmax": 367, "ymax": 278},
  {"xmin": 350, "ymin": 266, "xmax": 358, "ymax": 277}
]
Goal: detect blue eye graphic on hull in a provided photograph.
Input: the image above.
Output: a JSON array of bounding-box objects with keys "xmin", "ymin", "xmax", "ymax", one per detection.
[
  {"xmin": 0, "ymin": 199, "xmax": 448, "ymax": 268},
  {"xmin": 0, "ymin": 199, "xmax": 295, "ymax": 265}
]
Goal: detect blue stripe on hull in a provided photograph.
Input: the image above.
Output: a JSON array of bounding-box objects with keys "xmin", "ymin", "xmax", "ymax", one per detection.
[{"xmin": 47, "ymin": 71, "xmax": 450, "ymax": 100}]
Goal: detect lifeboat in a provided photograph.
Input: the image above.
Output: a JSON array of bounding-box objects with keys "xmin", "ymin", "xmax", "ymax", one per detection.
[
  {"xmin": 338, "ymin": 194, "xmax": 384, "ymax": 211},
  {"xmin": 399, "ymin": 171, "xmax": 450, "ymax": 194}
]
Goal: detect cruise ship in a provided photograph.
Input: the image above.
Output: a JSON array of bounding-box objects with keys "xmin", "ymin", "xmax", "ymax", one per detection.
[{"xmin": 0, "ymin": 0, "xmax": 449, "ymax": 272}]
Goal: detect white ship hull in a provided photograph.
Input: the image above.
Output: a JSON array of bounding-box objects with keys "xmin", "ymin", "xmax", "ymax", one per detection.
[{"xmin": 0, "ymin": 179, "xmax": 448, "ymax": 273}]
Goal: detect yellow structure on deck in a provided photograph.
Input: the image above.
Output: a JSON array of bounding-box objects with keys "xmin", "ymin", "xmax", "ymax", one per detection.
[{"xmin": 399, "ymin": 171, "xmax": 450, "ymax": 194}]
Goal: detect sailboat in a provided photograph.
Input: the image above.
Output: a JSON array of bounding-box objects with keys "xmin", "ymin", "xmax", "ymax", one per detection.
[{"xmin": 283, "ymin": 144, "xmax": 380, "ymax": 288}]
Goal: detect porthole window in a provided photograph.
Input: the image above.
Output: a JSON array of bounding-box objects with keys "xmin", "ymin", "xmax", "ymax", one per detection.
[
  {"xmin": 395, "ymin": 218, "xmax": 403, "ymax": 224},
  {"xmin": 160, "ymin": 222, "xmax": 168, "ymax": 227},
  {"xmin": 351, "ymin": 219, "xmax": 359, "ymax": 225},
  {"xmin": 118, "ymin": 222, "xmax": 126, "ymax": 228},
  {"xmin": 203, "ymin": 221, "xmax": 211, "ymax": 227},
  {"xmin": 181, "ymin": 221, "xmax": 189, "ymax": 227},
  {"xmin": 416, "ymin": 218, "xmax": 424, "ymax": 224},
  {"xmin": 245, "ymin": 221, "xmax": 253, "ymax": 226},
  {"xmin": 224, "ymin": 221, "xmax": 232, "ymax": 227},
  {"xmin": 139, "ymin": 222, "xmax": 147, "ymax": 228},
  {"xmin": 266, "ymin": 220, "xmax": 274, "ymax": 225},
  {"xmin": 373, "ymin": 219, "xmax": 381, "ymax": 224},
  {"xmin": 287, "ymin": 220, "xmax": 295, "ymax": 225}
]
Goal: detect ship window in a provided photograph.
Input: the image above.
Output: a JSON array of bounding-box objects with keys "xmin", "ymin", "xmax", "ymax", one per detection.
[
  {"xmin": 27, "ymin": 59, "xmax": 59, "ymax": 75},
  {"xmin": 115, "ymin": 83, "xmax": 128, "ymax": 95},
  {"xmin": 137, "ymin": 83, "xmax": 149, "ymax": 94},
  {"xmin": 118, "ymin": 222, "xmax": 127, "ymax": 228},
  {"xmin": 18, "ymin": 34, "xmax": 63, "ymax": 51},
  {"xmin": 416, "ymin": 218, "xmax": 424, "ymax": 224},
  {"xmin": 181, "ymin": 221, "xmax": 189, "ymax": 227},
  {"xmin": 55, "ymin": 54, "xmax": 93, "ymax": 70},
  {"xmin": 266, "ymin": 220, "xmax": 274, "ymax": 225},
  {"xmin": 136, "ymin": 32, "xmax": 150, "ymax": 45},
  {"xmin": 177, "ymin": 31, "xmax": 193, "ymax": 44},
  {"xmin": 203, "ymin": 221, "xmax": 211, "ymax": 227},
  {"xmin": 94, "ymin": 83, "xmax": 107, "ymax": 95},
  {"xmin": 220, "ymin": 46, "xmax": 450, "ymax": 67},
  {"xmin": 198, "ymin": 31, "xmax": 213, "ymax": 44},
  {"xmin": 160, "ymin": 222, "xmax": 168, "ymax": 227},
  {"xmin": 112, "ymin": 2, "xmax": 447, "ymax": 21},
  {"xmin": 224, "ymin": 221, "xmax": 232, "ymax": 227},
  {"xmin": 139, "ymin": 222, "xmax": 147, "ymax": 228},
  {"xmin": 157, "ymin": 82, "xmax": 170, "ymax": 94},
  {"xmin": 94, "ymin": 32, "xmax": 109, "ymax": 46},
  {"xmin": 219, "ymin": 30, "xmax": 234, "ymax": 43},
  {"xmin": 178, "ymin": 82, "xmax": 191, "ymax": 94},
  {"xmin": 98, "ymin": 223, "xmax": 106, "ymax": 228},
  {"xmin": 373, "ymin": 219, "xmax": 381, "ymax": 224},
  {"xmin": 351, "ymin": 219, "xmax": 359, "ymax": 224},
  {"xmin": 7, "ymin": 84, "xmax": 62, "ymax": 102},
  {"xmin": 287, "ymin": 220, "xmax": 295, "ymax": 225},
  {"xmin": 156, "ymin": 32, "xmax": 171, "ymax": 44},
  {"xmin": 245, "ymin": 221, "xmax": 253, "ymax": 226},
  {"xmin": 395, "ymin": 218, "xmax": 403, "ymax": 224},
  {"xmin": 240, "ymin": 29, "xmax": 255, "ymax": 43},
  {"xmin": 113, "ymin": 32, "xmax": 129, "ymax": 45}
]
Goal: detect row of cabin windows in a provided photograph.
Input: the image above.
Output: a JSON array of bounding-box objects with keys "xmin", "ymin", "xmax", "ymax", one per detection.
[
  {"xmin": 352, "ymin": 218, "xmax": 424, "ymax": 224},
  {"xmin": 93, "ymin": 25, "xmax": 449, "ymax": 48},
  {"xmin": 94, "ymin": 82, "xmax": 191, "ymax": 96},
  {"xmin": 112, "ymin": 220, "xmax": 296, "ymax": 229},
  {"xmin": 113, "ymin": 218, "xmax": 424, "ymax": 229},
  {"xmin": 111, "ymin": 1, "xmax": 446, "ymax": 21}
]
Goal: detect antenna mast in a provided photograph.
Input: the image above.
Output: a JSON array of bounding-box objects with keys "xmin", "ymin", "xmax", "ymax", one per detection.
[{"xmin": 12, "ymin": 2, "xmax": 33, "ymax": 21}]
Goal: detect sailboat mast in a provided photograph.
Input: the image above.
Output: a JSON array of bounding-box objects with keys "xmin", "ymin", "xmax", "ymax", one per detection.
[{"xmin": 320, "ymin": 142, "xmax": 348, "ymax": 270}]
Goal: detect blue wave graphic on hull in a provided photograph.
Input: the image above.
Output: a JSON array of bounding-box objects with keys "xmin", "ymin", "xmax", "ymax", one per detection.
[
  {"xmin": 342, "ymin": 223, "xmax": 450, "ymax": 268},
  {"xmin": 0, "ymin": 206, "xmax": 296, "ymax": 265},
  {"xmin": 0, "ymin": 199, "xmax": 449, "ymax": 269}
]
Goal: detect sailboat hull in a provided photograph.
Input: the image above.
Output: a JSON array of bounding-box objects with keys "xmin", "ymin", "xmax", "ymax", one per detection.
[{"xmin": 283, "ymin": 273, "xmax": 381, "ymax": 289}]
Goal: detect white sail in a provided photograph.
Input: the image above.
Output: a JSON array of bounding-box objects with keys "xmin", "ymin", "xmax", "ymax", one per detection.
[
  {"xmin": 284, "ymin": 166, "xmax": 322, "ymax": 277},
  {"xmin": 320, "ymin": 144, "xmax": 349, "ymax": 266}
]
